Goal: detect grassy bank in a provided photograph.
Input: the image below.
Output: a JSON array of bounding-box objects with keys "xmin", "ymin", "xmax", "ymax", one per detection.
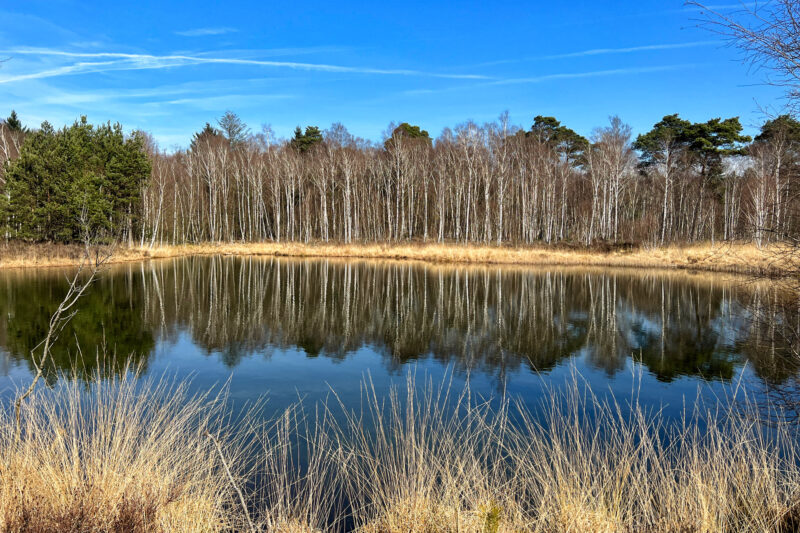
[
  {"xmin": 0, "ymin": 240, "xmax": 793, "ymax": 275},
  {"xmin": 2, "ymin": 367, "xmax": 799, "ymax": 532},
  {"xmin": 1, "ymin": 372, "xmax": 242, "ymax": 532}
]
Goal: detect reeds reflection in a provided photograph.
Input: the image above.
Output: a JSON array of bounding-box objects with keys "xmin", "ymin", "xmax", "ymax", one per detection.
[{"xmin": 0, "ymin": 256, "xmax": 795, "ymax": 385}]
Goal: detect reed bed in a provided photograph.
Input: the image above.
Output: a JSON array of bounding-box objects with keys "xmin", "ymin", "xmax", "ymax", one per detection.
[
  {"xmin": 2, "ymin": 367, "xmax": 799, "ymax": 532},
  {"xmin": 0, "ymin": 240, "xmax": 789, "ymax": 276},
  {"xmin": 0, "ymin": 370, "xmax": 246, "ymax": 533},
  {"xmin": 274, "ymin": 374, "xmax": 800, "ymax": 532}
]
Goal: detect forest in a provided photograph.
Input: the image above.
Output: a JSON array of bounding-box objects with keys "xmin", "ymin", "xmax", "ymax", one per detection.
[{"xmin": 1, "ymin": 109, "xmax": 798, "ymax": 248}]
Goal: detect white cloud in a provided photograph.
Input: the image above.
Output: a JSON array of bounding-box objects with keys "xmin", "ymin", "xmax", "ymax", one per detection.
[
  {"xmin": 9, "ymin": 77, "xmax": 295, "ymax": 117},
  {"xmin": 0, "ymin": 60, "xmax": 122, "ymax": 83},
  {"xmin": 174, "ymin": 27, "xmax": 238, "ymax": 37},
  {"xmin": 490, "ymin": 64, "xmax": 698, "ymax": 85},
  {"xmin": 471, "ymin": 41, "xmax": 718, "ymax": 68},
  {"xmin": 540, "ymin": 41, "xmax": 718, "ymax": 60},
  {"xmin": 686, "ymin": 2, "xmax": 759, "ymax": 11},
  {"xmin": 0, "ymin": 47, "xmax": 490, "ymax": 83},
  {"xmin": 164, "ymin": 93, "xmax": 293, "ymax": 109}
]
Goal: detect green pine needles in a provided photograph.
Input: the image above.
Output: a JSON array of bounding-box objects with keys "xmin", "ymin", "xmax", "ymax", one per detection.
[{"xmin": 1, "ymin": 116, "xmax": 151, "ymax": 243}]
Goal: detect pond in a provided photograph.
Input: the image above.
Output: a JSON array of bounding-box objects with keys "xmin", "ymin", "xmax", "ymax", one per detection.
[{"xmin": 0, "ymin": 256, "xmax": 796, "ymax": 418}]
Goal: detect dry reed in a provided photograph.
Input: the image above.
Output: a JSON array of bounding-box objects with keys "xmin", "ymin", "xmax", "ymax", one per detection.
[
  {"xmin": 251, "ymin": 370, "xmax": 800, "ymax": 532},
  {"xmin": 0, "ymin": 368, "xmax": 246, "ymax": 533},
  {"xmin": 1, "ymin": 366, "xmax": 798, "ymax": 532},
  {"xmin": 0, "ymin": 240, "xmax": 791, "ymax": 276}
]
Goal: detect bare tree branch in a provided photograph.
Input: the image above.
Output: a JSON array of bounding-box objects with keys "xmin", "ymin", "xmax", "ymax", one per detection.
[
  {"xmin": 13, "ymin": 221, "xmax": 113, "ymax": 430},
  {"xmin": 689, "ymin": 1, "xmax": 800, "ymax": 107}
]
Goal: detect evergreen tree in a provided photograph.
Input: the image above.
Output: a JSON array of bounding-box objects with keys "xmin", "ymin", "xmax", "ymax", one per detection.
[
  {"xmin": 4, "ymin": 110, "xmax": 24, "ymax": 132},
  {"xmin": 635, "ymin": 114, "xmax": 751, "ymax": 178},
  {"xmin": 528, "ymin": 115, "xmax": 588, "ymax": 164},
  {"xmin": 384, "ymin": 122, "xmax": 431, "ymax": 150},
  {"xmin": 633, "ymin": 114, "xmax": 693, "ymax": 166},
  {"xmin": 190, "ymin": 123, "xmax": 224, "ymax": 152},
  {"xmin": 755, "ymin": 114, "xmax": 800, "ymax": 144},
  {"xmin": 290, "ymin": 125, "xmax": 323, "ymax": 153},
  {"xmin": 2, "ymin": 117, "xmax": 150, "ymax": 243},
  {"xmin": 217, "ymin": 111, "xmax": 250, "ymax": 147}
]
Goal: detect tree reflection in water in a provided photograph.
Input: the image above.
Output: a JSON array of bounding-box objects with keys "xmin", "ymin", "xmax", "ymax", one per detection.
[{"xmin": 0, "ymin": 256, "xmax": 796, "ymax": 387}]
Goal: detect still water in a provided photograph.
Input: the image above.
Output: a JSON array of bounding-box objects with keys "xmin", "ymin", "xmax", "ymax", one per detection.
[{"xmin": 0, "ymin": 256, "xmax": 795, "ymax": 417}]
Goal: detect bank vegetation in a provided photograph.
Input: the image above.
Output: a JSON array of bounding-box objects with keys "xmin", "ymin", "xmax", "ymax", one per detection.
[
  {"xmin": 1, "ymin": 367, "xmax": 798, "ymax": 533},
  {"xmin": 0, "ymin": 240, "xmax": 794, "ymax": 278}
]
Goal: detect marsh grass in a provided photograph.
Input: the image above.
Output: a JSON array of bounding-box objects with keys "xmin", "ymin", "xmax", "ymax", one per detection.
[
  {"xmin": 0, "ymin": 368, "xmax": 248, "ymax": 533},
  {"xmin": 0, "ymin": 240, "xmax": 789, "ymax": 276},
  {"xmin": 2, "ymin": 365, "xmax": 799, "ymax": 532},
  {"xmin": 313, "ymin": 373, "xmax": 800, "ymax": 532}
]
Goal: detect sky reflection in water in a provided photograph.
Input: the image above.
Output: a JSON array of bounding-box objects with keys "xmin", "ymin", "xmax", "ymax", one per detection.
[{"xmin": 0, "ymin": 256, "xmax": 793, "ymax": 419}]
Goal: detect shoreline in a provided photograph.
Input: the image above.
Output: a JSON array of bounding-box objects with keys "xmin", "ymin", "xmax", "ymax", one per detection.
[{"xmin": 0, "ymin": 241, "xmax": 792, "ymax": 276}]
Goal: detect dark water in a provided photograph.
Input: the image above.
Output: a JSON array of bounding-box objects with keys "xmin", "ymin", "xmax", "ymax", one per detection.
[{"xmin": 0, "ymin": 256, "xmax": 796, "ymax": 417}]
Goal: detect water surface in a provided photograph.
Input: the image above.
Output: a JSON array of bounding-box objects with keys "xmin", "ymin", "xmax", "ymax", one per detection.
[{"xmin": 0, "ymin": 256, "xmax": 795, "ymax": 417}]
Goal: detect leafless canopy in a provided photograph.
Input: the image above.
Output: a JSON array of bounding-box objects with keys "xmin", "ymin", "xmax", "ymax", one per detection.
[{"xmin": 690, "ymin": 1, "xmax": 800, "ymax": 104}]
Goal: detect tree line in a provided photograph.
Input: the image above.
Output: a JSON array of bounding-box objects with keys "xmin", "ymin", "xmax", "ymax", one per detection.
[{"xmin": 1, "ymin": 109, "xmax": 799, "ymax": 247}]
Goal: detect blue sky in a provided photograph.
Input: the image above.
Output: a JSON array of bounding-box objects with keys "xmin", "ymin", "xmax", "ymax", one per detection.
[{"xmin": 0, "ymin": 1, "xmax": 785, "ymax": 148}]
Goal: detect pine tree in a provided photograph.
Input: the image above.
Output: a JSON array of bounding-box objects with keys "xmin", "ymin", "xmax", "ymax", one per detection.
[
  {"xmin": 529, "ymin": 116, "xmax": 588, "ymax": 164},
  {"xmin": 190, "ymin": 123, "xmax": 223, "ymax": 152},
  {"xmin": 4, "ymin": 110, "xmax": 24, "ymax": 132},
  {"xmin": 3, "ymin": 117, "xmax": 150, "ymax": 243},
  {"xmin": 217, "ymin": 111, "xmax": 250, "ymax": 147},
  {"xmin": 290, "ymin": 125, "xmax": 323, "ymax": 153},
  {"xmin": 756, "ymin": 115, "xmax": 800, "ymax": 144}
]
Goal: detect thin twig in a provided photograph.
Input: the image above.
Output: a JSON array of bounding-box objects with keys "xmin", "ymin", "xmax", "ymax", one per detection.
[{"xmin": 13, "ymin": 228, "xmax": 112, "ymax": 430}]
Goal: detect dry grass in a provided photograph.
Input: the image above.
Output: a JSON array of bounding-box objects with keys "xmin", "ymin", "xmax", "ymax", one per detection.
[
  {"xmin": 0, "ymin": 242, "xmax": 150, "ymax": 270},
  {"xmin": 0, "ymin": 240, "xmax": 793, "ymax": 275},
  {"xmin": 1, "ymin": 366, "xmax": 799, "ymax": 532},
  {"xmin": 307, "ymin": 373, "xmax": 800, "ymax": 532},
  {"xmin": 250, "ymin": 371, "xmax": 800, "ymax": 532},
  {"xmin": 0, "ymin": 368, "xmax": 245, "ymax": 533}
]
